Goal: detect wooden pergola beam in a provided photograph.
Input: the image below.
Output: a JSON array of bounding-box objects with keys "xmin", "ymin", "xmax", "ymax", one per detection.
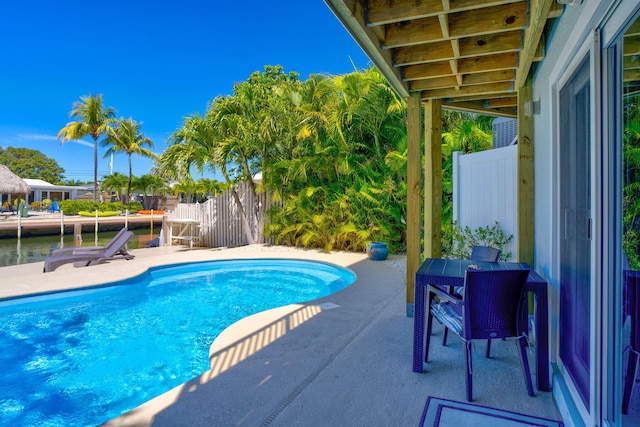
[
  {"xmin": 423, "ymin": 99, "xmax": 442, "ymax": 260},
  {"xmin": 515, "ymin": 0, "xmax": 555, "ymax": 88},
  {"xmin": 325, "ymin": 0, "xmax": 410, "ymax": 98},
  {"xmin": 405, "ymin": 92, "xmax": 422, "ymax": 316},
  {"xmin": 420, "ymin": 81, "xmax": 513, "ymax": 100},
  {"xmin": 443, "ymin": 101, "xmax": 517, "ymax": 118},
  {"xmin": 383, "ymin": 3, "xmax": 527, "ymax": 49},
  {"xmin": 393, "ymin": 31, "xmax": 522, "ymax": 66},
  {"xmin": 367, "ymin": 0, "xmax": 520, "ymax": 27},
  {"xmin": 517, "ymin": 74, "xmax": 534, "ymax": 264}
]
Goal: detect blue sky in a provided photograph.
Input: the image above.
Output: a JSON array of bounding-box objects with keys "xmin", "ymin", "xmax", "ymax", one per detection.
[{"xmin": 0, "ymin": 1, "xmax": 370, "ymax": 182}]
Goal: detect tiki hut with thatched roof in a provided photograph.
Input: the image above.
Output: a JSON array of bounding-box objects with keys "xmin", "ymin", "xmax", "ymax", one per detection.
[{"xmin": 0, "ymin": 164, "xmax": 31, "ymax": 204}]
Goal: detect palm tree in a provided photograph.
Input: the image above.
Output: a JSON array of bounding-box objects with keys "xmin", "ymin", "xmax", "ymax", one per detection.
[
  {"xmin": 58, "ymin": 94, "xmax": 116, "ymax": 201},
  {"xmin": 133, "ymin": 174, "xmax": 168, "ymax": 209},
  {"xmin": 102, "ymin": 117, "xmax": 155, "ymax": 204},
  {"xmin": 101, "ymin": 172, "xmax": 129, "ymax": 202},
  {"xmin": 195, "ymin": 178, "xmax": 226, "ymax": 201}
]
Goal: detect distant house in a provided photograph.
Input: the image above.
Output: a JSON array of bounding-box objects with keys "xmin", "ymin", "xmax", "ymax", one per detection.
[{"xmin": 22, "ymin": 179, "xmax": 88, "ymax": 203}]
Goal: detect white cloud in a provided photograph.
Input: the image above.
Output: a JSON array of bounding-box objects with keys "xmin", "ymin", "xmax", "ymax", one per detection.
[
  {"xmin": 67, "ymin": 139, "xmax": 94, "ymax": 148},
  {"xmin": 16, "ymin": 133, "xmax": 58, "ymax": 142},
  {"xmin": 16, "ymin": 133, "xmax": 94, "ymax": 148}
]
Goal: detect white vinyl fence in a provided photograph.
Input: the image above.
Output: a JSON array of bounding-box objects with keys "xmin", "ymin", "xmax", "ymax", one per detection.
[
  {"xmin": 163, "ymin": 181, "xmax": 273, "ymax": 248},
  {"xmin": 452, "ymin": 145, "xmax": 518, "ymax": 260}
]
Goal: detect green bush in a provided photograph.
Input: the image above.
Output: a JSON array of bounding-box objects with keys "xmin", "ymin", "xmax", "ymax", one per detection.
[
  {"xmin": 57, "ymin": 200, "xmax": 140, "ymax": 216},
  {"xmin": 30, "ymin": 201, "xmax": 41, "ymax": 211},
  {"xmin": 126, "ymin": 201, "xmax": 143, "ymax": 213},
  {"xmin": 42, "ymin": 198, "xmax": 52, "ymax": 209},
  {"xmin": 442, "ymin": 221, "xmax": 514, "ymax": 261}
]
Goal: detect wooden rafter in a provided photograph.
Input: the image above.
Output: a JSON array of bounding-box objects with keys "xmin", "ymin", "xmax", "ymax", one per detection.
[{"xmin": 326, "ymin": 0, "xmax": 561, "ymax": 115}]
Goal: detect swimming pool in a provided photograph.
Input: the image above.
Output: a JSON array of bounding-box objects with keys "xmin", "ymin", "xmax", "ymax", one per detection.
[{"xmin": 0, "ymin": 258, "xmax": 356, "ymax": 427}]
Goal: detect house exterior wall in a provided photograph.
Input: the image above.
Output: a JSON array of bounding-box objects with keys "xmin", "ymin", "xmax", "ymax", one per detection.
[{"xmin": 532, "ymin": 1, "xmax": 636, "ymax": 426}]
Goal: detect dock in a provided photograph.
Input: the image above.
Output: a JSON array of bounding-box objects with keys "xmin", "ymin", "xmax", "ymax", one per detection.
[{"xmin": 0, "ymin": 212, "xmax": 163, "ymax": 238}]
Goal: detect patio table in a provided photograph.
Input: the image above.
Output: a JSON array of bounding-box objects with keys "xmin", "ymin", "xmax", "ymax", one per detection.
[
  {"xmin": 413, "ymin": 258, "xmax": 550, "ymax": 391},
  {"xmin": 167, "ymin": 218, "xmax": 201, "ymax": 248}
]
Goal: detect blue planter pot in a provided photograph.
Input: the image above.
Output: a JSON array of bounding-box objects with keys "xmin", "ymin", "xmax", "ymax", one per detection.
[{"xmin": 367, "ymin": 241, "xmax": 389, "ymax": 261}]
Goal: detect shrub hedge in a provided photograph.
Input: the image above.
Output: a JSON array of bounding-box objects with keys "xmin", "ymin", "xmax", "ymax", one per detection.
[{"xmin": 58, "ymin": 200, "xmax": 143, "ymax": 215}]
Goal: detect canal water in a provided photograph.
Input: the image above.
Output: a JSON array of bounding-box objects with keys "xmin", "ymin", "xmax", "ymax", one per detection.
[{"xmin": 0, "ymin": 228, "xmax": 159, "ymax": 268}]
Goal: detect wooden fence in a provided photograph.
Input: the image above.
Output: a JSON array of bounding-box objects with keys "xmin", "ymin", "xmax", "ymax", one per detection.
[{"xmin": 163, "ymin": 181, "xmax": 273, "ymax": 248}]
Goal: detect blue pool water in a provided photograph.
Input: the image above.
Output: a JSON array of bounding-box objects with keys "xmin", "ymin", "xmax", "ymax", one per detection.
[{"xmin": 0, "ymin": 259, "xmax": 356, "ymax": 427}]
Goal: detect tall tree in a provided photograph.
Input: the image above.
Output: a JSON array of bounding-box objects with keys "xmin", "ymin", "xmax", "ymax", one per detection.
[
  {"xmin": 0, "ymin": 147, "xmax": 65, "ymax": 183},
  {"xmin": 102, "ymin": 117, "xmax": 155, "ymax": 204},
  {"xmin": 133, "ymin": 174, "xmax": 167, "ymax": 209},
  {"xmin": 58, "ymin": 94, "xmax": 116, "ymax": 201},
  {"xmin": 101, "ymin": 172, "xmax": 129, "ymax": 202}
]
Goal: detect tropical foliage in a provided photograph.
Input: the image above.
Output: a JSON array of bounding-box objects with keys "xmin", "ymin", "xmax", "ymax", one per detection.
[
  {"xmin": 156, "ymin": 66, "xmax": 496, "ymax": 252},
  {"xmin": 57, "ymin": 200, "xmax": 142, "ymax": 215},
  {"xmin": 102, "ymin": 117, "xmax": 155, "ymax": 204},
  {"xmin": 133, "ymin": 174, "xmax": 168, "ymax": 210},
  {"xmin": 442, "ymin": 221, "xmax": 513, "ymax": 261},
  {"xmin": 0, "ymin": 147, "xmax": 65, "ymax": 183},
  {"xmin": 58, "ymin": 94, "xmax": 116, "ymax": 201},
  {"xmin": 440, "ymin": 112, "xmax": 493, "ymax": 225},
  {"xmin": 55, "ymin": 68, "xmax": 496, "ymax": 253},
  {"xmin": 101, "ymin": 172, "xmax": 129, "ymax": 202},
  {"xmin": 157, "ymin": 66, "xmax": 413, "ymax": 251}
]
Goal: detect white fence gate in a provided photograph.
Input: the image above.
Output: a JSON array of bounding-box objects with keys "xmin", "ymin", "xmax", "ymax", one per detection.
[
  {"xmin": 452, "ymin": 145, "xmax": 518, "ymax": 260},
  {"xmin": 163, "ymin": 181, "xmax": 273, "ymax": 248}
]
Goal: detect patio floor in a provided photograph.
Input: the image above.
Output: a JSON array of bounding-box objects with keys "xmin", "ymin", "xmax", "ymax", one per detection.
[{"xmin": 0, "ymin": 245, "xmax": 562, "ymax": 426}]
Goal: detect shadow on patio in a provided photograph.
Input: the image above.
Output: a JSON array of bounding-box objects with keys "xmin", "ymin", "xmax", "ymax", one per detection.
[{"xmin": 103, "ymin": 255, "xmax": 561, "ymax": 426}]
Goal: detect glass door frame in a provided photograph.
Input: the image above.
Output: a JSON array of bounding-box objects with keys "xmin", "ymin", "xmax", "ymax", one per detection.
[
  {"xmin": 550, "ymin": 29, "xmax": 601, "ymax": 424},
  {"xmin": 601, "ymin": 1, "xmax": 640, "ymax": 425}
]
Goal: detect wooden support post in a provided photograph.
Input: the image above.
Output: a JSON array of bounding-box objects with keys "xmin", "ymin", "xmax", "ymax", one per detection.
[
  {"xmin": 74, "ymin": 223, "xmax": 82, "ymax": 247},
  {"xmin": 406, "ymin": 92, "xmax": 422, "ymax": 317},
  {"xmin": 517, "ymin": 75, "xmax": 535, "ymax": 265},
  {"xmin": 424, "ymin": 99, "xmax": 442, "ymax": 259}
]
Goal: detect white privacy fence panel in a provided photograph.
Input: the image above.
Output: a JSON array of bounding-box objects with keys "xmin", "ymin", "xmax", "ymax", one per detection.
[
  {"xmin": 164, "ymin": 181, "xmax": 273, "ymax": 248},
  {"xmin": 452, "ymin": 145, "xmax": 518, "ymax": 260}
]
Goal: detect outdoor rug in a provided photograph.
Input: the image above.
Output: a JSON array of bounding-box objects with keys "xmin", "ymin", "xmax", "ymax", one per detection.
[{"xmin": 419, "ymin": 397, "xmax": 563, "ymax": 427}]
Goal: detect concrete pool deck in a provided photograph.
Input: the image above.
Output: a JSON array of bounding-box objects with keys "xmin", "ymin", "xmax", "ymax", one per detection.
[{"xmin": 0, "ymin": 244, "xmax": 562, "ymax": 426}]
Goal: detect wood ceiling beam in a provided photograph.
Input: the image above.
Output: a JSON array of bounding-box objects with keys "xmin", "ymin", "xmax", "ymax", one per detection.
[
  {"xmin": 484, "ymin": 96, "xmax": 518, "ymax": 107},
  {"xmin": 460, "ymin": 31, "xmax": 523, "ymax": 58},
  {"xmin": 421, "ymin": 81, "xmax": 514, "ymax": 99},
  {"xmin": 325, "ymin": 0, "xmax": 409, "ymax": 98},
  {"xmin": 548, "ymin": 1, "xmax": 563, "ymax": 19},
  {"xmin": 439, "ymin": 1, "xmax": 464, "ymax": 86},
  {"xmin": 403, "ymin": 61, "xmax": 454, "ymax": 81},
  {"xmin": 383, "ymin": 2, "xmax": 527, "ymax": 48},
  {"xmin": 394, "ymin": 41, "xmax": 455, "ymax": 66},
  {"xmin": 409, "ymin": 69, "xmax": 515, "ymax": 91},
  {"xmin": 448, "ymin": 2, "xmax": 527, "ymax": 39},
  {"xmin": 393, "ymin": 31, "xmax": 522, "ymax": 66},
  {"xmin": 441, "ymin": 92, "xmax": 514, "ymax": 102},
  {"xmin": 458, "ymin": 51, "xmax": 518, "ymax": 73},
  {"xmin": 403, "ymin": 52, "xmax": 517, "ymax": 81},
  {"xmin": 515, "ymin": 0, "xmax": 554, "ymax": 88},
  {"xmin": 443, "ymin": 100, "xmax": 517, "ymax": 118},
  {"xmin": 366, "ymin": 0, "xmax": 518, "ymax": 27}
]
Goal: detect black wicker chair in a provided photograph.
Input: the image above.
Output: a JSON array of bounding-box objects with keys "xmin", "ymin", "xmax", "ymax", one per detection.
[{"xmin": 425, "ymin": 269, "xmax": 534, "ymax": 401}]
